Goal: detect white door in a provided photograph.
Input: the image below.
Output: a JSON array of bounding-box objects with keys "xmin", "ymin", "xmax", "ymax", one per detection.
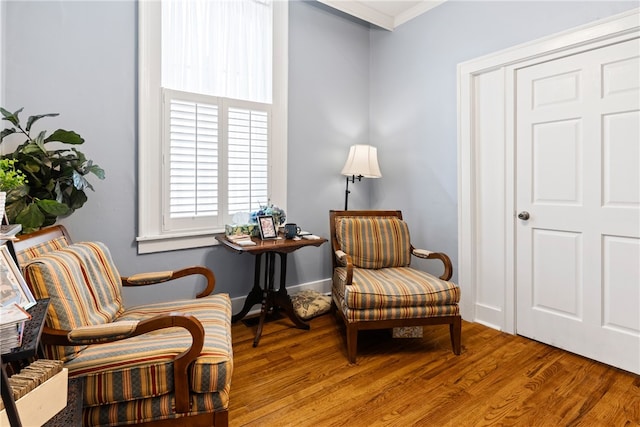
[{"xmin": 515, "ymin": 38, "xmax": 640, "ymax": 374}]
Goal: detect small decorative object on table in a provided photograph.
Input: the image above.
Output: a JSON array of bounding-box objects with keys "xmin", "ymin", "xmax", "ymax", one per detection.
[
  {"xmin": 284, "ymin": 223, "xmax": 301, "ymax": 239},
  {"xmin": 250, "ymin": 201, "xmax": 286, "ymax": 227},
  {"xmin": 225, "ymin": 212, "xmax": 258, "ymax": 237},
  {"xmin": 257, "ymin": 215, "xmax": 277, "ymax": 240}
]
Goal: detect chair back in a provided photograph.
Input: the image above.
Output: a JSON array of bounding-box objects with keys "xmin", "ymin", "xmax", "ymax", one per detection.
[
  {"xmin": 330, "ymin": 210, "xmax": 412, "ymax": 269},
  {"xmin": 13, "ymin": 225, "xmax": 72, "ymax": 266},
  {"xmin": 14, "ymin": 226, "xmax": 125, "ymax": 361}
]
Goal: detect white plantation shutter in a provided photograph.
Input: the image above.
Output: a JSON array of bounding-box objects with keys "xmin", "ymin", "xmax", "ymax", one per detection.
[
  {"xmin": 163, "ymin": 89, "xmax": 220, "ymax": 231},
  {"xmin": 227, "ymin": 106, "xmax": 269, "ymax": 214},
  {"xmin": 168, "ymin": 98, "xmax": 218, "ymax": 218},
  {"xmin": 163, "ymin": 90, "xmax": 271, "ymax": 232}
]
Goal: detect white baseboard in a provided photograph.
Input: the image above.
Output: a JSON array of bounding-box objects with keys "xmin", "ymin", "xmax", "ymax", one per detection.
[{"xmin": 230, "ymin": 278, "xmax": 332, "ymax": 318}]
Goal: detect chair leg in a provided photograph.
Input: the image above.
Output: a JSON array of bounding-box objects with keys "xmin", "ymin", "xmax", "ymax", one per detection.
[
  {"xmin": 346, "ymin": 324, "xmax": 358, "ymax": 364},
  {"xmin": 450, "ymin": 315, "xmax": 462, "ymax": 355},
  {"xmin": 214, "ymin": 409, "xmax": 229, "ymax": 427}
]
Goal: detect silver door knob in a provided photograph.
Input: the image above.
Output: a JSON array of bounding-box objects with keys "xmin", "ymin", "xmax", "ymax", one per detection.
[{"xmin": 518, "ymin": 211, "xmax": 530, "ymax": 220}]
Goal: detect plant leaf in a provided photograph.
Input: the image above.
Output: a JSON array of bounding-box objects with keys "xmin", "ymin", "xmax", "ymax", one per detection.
[
  {"xmin": 15, "ymin": 202, "xmax": 45, "ymax": 233},
  {"xmin": 45, "ymin": 129, "xmax": 84, "ymax": 145},
  {"xmin": 87, "ymin": 164, "xmax": 106, "ymax": 180},
  {"xmin": 36, "ymin": 198, "xmax": 70, "ymax": 216},
  {"xmin": 33, "ymin": 130, "xmax": 48, "ymax": 152},
  {"xmin": 72, "ymin": 170, "xmax": 91, "ymax": 190},
  {"xmin": 26, "ymin": 113, "xmax": 59, "ymax": 132},
  {"xmin": 0, "ymin": 128, "xmax": 17, "ymax": 142},
  {"xmin": 68, "ymin": 188, "xmax": 88, "ymax": 210},
  {"xmin": 4, "ymin": 198, "xmax": 27, "ymax": 224},
  {"xmin": 0, "ymin": 107, "xmax": 23, "ymax": 126},
  {"xmin": 6, "ymin": 186, "xmax": 29, "ymax": 203}
]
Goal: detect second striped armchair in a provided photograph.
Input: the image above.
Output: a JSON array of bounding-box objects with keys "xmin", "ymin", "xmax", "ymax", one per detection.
[{"xmin": 329, "ymin": 210, "xmax": 462, "ymax": 363}]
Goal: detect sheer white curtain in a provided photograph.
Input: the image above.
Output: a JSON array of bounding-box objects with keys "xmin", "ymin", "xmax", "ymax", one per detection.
[{"xmin": 161, "ymin": 0, "xmax": 273, "ymax": 104}]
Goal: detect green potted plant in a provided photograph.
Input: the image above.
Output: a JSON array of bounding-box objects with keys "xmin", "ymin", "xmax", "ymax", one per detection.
[
  {"xmin": 0, "ymin": 158, "xmax": 27, "ymax": 191},
  {"xmin": 0, "ymin": 158, "xmax": 28, "ymax": 222},
  {"xmin": 0, "ymin": 107, "xmax": 105, "ymax": 233}
]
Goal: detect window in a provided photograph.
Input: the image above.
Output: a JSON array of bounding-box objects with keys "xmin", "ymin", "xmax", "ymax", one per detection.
[{"xmin": 138, "ymin": 0, "xmax": 287, "ymax": 253}]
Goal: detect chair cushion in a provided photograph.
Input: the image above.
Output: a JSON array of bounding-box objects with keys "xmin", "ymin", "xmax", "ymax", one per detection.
[
  {"xmin": 82, "ymin": 389, "xmax": 230, "ymax": 427},
  {"xmin": 23, "ymin": 242, "xmax": 125, "ymax": 361},
  {"xmin": 336, "ymin": 217, "xmax": 411, "ymax": 269},
  {"xmin": 292, "ymin": 290, "xmax": 331, "ymax": 320},
  {"xmin": 64, "ymin": 294, "xmax": 233, "ymax": 407},
  {"xmin": 333, "ymin": 266, "xmax": 460, "ymax": 322}
]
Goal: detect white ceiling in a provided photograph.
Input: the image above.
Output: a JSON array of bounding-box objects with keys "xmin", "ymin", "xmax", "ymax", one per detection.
[{"xmin": 318, "ymin": 0, "xmax": 447, "ymax": 31}]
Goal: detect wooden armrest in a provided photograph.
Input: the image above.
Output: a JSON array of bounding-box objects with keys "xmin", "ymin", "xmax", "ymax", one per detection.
[
  {"xmin": 60, "ymin": 313, "xmax": 203, "ymax": 414},
  {"xmin": 122, "ymin": 265, "xmax": 216, "ymax": 298},
  {"xmin": 411, "ymin": 248, "xmax": 453, "ymax": 281},
  {"xmin": 334, "ymin": 250, "xmax": 353, "ymax": 285}
]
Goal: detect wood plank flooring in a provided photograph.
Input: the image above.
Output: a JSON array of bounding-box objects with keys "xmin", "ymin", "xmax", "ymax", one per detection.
[{"xmin": 228, "ymin": 312, "xmax": 639, "ymax": 427}]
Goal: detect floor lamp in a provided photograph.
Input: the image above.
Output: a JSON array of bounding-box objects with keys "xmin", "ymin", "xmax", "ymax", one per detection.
[{"xmin": 341, "ymin": 144, "xmax": 382, "ymax": 210}]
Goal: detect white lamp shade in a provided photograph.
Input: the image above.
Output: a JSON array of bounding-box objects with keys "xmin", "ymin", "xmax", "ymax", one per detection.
[{"xmin": 341, "ymin": 144, "xmax": 382, "ymax": 178}]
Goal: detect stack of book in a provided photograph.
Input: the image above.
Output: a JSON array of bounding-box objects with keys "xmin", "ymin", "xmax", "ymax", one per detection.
[
  {"xmin": 227, "ymin": 234, "xmax": 256, "ymax": 246},
  {"xmin": 0, "ymin": 303, "xmax": 31, "ymax": 353}
]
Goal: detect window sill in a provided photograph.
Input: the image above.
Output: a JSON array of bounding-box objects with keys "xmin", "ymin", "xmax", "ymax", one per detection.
[{"xmin": 136, "ymin": 230, "xmax": 222, "ymax": 254}]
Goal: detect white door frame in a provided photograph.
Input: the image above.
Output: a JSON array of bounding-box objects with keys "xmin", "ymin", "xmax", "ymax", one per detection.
[{"xmin": 457, "ymin": 8, "xmax": 639, "ymax": 333}]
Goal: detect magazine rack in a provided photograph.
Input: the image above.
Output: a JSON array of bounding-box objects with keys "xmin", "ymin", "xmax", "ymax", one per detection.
[{"xmin": 1, "ymin": 299, "xmax": 56, "ymax": 427}]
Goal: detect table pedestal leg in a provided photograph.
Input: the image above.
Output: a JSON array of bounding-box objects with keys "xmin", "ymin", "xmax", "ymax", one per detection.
[
  {"xmin": 233, "ymin": 251, "xmax": 311, "ymax": 347},
  {"xmin": 253, "ymin": 253, "xmax": 277, "ymax": 347},
  {"xmin": 231, "ymin": 254, "xmax": 263, "ymax": 323},
  {"xmin": 274, "ymin": 253, "xmax": 310, "ymax": 330}
]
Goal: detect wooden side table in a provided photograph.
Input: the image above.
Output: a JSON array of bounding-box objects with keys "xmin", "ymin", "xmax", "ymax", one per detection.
[{"xmin": 215, "ymin": 233, "xmax": 327, "ymax": 347}]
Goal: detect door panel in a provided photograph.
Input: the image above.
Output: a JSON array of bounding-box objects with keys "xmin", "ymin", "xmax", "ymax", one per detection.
[
  {"xmin": 532, "ymin": 119, "xmax": 581, "ymax": 204},
  {"xmin": 516, "ymin": 38, "xmax": 640, "ymax": 374},
  {"xmin": 532, "ymin": 229, "xmax": 582, "ymax": 320},
  {"xmin": 603, "ymin": 236, "xmax": 640, "ymax": 333},
  {"xmin": 603, "ymin": 111, "xmax": 639, "ymax": 206}
]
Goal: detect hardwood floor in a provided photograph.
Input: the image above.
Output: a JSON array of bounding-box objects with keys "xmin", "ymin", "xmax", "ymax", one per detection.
[{"xmin": 228, "ymin": 312, "xmax": 639, "ymax": 427}]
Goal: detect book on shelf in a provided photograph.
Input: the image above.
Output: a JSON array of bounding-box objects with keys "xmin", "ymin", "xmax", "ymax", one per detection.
[
  {"xmin": 0, "ymin": 223, "xmax": 21, "ymax": 239},
  {"xmin": 1, "ymin": 303, "xmax": 31, "ymax": 325},
  {"xmin": 0, "ymin": 303, "xmax": 31, "ymax": 353}
]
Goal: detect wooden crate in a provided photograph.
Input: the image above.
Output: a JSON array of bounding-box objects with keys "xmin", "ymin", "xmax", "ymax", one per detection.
[{"xmin": 0, "ymin": 368, "xmax": 68, "ymax": 426}]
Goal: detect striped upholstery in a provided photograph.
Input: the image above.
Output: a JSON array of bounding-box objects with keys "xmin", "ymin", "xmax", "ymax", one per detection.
[
  {"xmin": 16, "ymin": 235, "xmax": 68, "ymax": 266},
  {"xmin": 333, "ymin": 267, "xmax": 460, "ymax": 322},
  {"xmin": 19, "ymin": 239, "xmax": 233, "ymax": 426},
  {"xmin": 67, "ymin": 296, "xmax": 233, "ymax": 404},
  {"xmin": 82, "ymin": 387, "xmax": 230, "ymax": 427},
  {"xmin": 336, "ymin": 217, "xmax": 411, "ymax": 269},
  {"xmin": 23, "ymin": 242, "xmax": 125, "ymax": 361}
]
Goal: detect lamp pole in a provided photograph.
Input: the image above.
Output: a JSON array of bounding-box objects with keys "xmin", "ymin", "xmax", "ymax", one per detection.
[{"xmin": 344, "ymin": 174, "xmax": 362, "ymax": 210}]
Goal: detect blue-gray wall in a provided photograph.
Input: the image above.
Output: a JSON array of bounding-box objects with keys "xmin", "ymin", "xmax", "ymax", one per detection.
[
  {"xmin": 1, "ymin": 0, "xmax": 370, "ymax": 307},
  {"xmin": 368, "ymin": 0, "xmax": 637, "ymax": 280},
  {"xmin": 2, "ymin": 0, "xmax": 636, "ymax": 307}
]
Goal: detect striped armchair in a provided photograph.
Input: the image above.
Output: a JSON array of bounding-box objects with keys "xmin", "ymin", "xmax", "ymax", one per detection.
[
  {"xmin": 13, "ymin": 225, "xmax": 232, "ymax": 427},
  {"xmin": 330, "ymin": 210, "xmax": 461, "ymax": 363}
]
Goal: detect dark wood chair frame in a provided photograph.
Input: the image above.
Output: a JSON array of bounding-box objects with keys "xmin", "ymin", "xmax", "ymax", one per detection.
[
  {"xmin": 12, "ymin": 225, "xmax": 228, "ymax": 427},
  {"xmin": 329, "ymin": 210, "xmax": 462, "ymax": 363}
]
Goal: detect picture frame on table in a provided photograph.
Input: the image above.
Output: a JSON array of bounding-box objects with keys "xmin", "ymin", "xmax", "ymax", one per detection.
[
  {"xmin": 257, "ymin": 215, "xmax": 278, "ymax": 240},
  {"xmin": 0, "ymin": 245, "xmax": 36, "ymax": 310}
]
